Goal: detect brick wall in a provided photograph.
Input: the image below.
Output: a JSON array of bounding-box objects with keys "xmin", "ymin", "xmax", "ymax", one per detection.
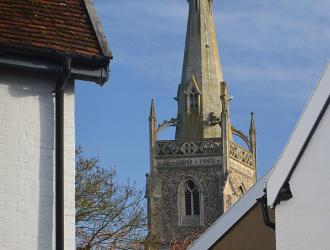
[{"xmin": 0, "ymin": 68, "xmax": 75, "ymax": 249}]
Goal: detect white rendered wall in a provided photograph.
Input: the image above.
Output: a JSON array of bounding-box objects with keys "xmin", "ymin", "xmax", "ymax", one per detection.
[
  {"xmin": 275, "ymin": 105, "xmax": 330, "ymax": 250},
  {"xmin": 0, "ymin": 68, "xmax": 75, "ymax": 250}
]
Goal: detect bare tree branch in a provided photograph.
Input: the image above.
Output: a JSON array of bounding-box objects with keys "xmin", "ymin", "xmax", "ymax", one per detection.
[{"xmin": 75, "ymin": 147, "xmax": 146, "ymax": 249}]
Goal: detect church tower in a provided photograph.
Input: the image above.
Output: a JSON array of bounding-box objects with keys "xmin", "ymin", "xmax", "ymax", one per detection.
[{"xmin": 145, "ymin": 1, "xmax": 257, "ymax": 248}]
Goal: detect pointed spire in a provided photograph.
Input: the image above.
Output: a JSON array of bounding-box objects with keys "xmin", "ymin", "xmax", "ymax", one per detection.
[
  {"xmin": 176, "ymin": 0, "xmax": 224, "ymax": 139},
  {"xmin": 149, "ymin": 98, "xmax": 156, "ymax": 120},
  {"xmin": 249, "ymin": 112, "xmax": 256, "ymax": 132},
  {"xmin": 181, "ymin": 0, "xmax": 223, "ymax": 86}
]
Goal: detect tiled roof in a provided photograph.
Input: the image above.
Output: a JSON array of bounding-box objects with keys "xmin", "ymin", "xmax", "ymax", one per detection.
[{"xmin": 0, "ymin": 0, "xmax": 110, "ymax": 59}]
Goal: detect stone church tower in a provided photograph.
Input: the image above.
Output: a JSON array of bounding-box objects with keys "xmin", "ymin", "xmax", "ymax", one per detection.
[{"xmin": 145, "ymin": 0, "xmax": 257, "ymax": 248}]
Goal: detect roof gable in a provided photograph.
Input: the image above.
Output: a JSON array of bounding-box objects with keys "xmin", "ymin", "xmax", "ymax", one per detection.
[
  {"xmin": 267, "ymin": 62, "xmax": 330, "ymax": 207},
  {"xmin": 0, "ymin": 0, "xmax": 111, "ymax": 59}
]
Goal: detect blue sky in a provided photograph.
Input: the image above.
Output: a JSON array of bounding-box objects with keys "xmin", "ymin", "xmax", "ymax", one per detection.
[{"xmin": 76, "ymin": 0, "xmax": 330, "ymax": 188}]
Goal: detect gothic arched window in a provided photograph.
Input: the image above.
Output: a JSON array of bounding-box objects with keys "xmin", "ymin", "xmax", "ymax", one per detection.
[
  {"xmin": 238, "ymin": 184, "xmax": 245, "ymax": 196},
  {"xmin": 185, "ymin": 180, "xmax": 200, "ymax": 215},
  {"xmin": 178, "ymin": 179, "xmax": 203, "ymax": 226},
  {"xmin": 184, "ymin": 76, "xmax": 201, "ymax": 113},
  {"xmin": 189, "ymin": 87, "xmax": 198, "ymax": 109}
]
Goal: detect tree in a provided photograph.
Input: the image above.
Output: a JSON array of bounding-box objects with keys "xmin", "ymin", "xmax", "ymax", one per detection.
[{"xmin": 75, "ymin": 147, "xmax": 146, "ymax": 249}]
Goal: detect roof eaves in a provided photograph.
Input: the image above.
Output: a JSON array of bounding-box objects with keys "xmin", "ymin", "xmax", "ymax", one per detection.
[
  {"xmin": 0, "ymin": 42, "xmax": 105, "ymax": 64},
  {"xmin": 83, "ymin": 0, "xmax": 112, "ymax": 60},
  {"xmin": 188, "ymin": 172, "xmax": 271, "ymax": 250},
  {"xmin": 267, "ymin": 61, "xmax": 330, "ymax": 207},
  {"xmin": 0, "ymin": 44, "xmax": 109, "ymax": 84}
]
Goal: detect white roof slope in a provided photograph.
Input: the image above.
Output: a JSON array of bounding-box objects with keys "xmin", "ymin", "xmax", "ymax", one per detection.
[
  {"xmin": 267, "ymin": 62, "xmax": 330, "ymax": 207},
  {"xmin": 188, "ymin": 173, "xmax": 270, "ymax": 250}
]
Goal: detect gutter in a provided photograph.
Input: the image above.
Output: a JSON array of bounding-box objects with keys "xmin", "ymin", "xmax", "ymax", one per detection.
[
  {"xmin": 0, "ymin": 46, "xmax": 109, "ymax": 84},
  {"xmin": 55, "ymin": 57, "xmax": 72, "ymax": 250},
  {"xmin": 0, "ymin": 45, "xmax": 110, "ymax": 249},
  {"xmin": 257, "ymin": 194, "xmax": 275, "ymax": 230}
]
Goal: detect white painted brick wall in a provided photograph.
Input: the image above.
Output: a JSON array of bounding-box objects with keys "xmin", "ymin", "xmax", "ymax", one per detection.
[{"xmin": 0, "ymin": 68, "xmax": 75, "ymax": 250}]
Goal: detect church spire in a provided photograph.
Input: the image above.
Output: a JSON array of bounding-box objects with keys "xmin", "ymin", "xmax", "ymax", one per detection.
[
  {"xmin": 146, "ymin": 2, "xmax": 257, "ymax": 246},
  {"xmin": 176, "ymin": 0, "xmax": 225, "ymax": 140},
  {"xmin": 181, "ymin": 0, "xmax": 223, "ymax": 85}
]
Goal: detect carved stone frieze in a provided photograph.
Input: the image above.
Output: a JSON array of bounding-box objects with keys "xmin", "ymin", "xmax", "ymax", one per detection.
[
  {"xmin": 229, "ymin": 142, "xmax": 253, "ymax": 167},
  {"xmin": 155, "ymin": 139, "xmax": 222, "ymax": 158}
]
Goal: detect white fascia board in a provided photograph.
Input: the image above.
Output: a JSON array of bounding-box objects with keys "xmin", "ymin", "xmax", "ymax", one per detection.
[
  {"xmin": 188, "ymin": 173, "xmax": 270, "ymax": 250},
  {"xmin": 267, "ymin": 62, "xmax": 330, "ymax": 207}
]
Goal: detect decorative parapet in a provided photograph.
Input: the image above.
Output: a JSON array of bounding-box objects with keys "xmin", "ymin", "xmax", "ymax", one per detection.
[
  {"xmin": 229, "ymin": 142, "xmax": 253, "ymax": 167},
  {"xmin": 155, "ymin": 139, "xmax": 253, "ymax": 167},
  {"xmin": 155, "ymin": 139, "xmax": 222, "ymax": 158}
]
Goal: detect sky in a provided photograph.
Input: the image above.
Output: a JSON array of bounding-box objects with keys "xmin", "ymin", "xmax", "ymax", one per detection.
[{"xmin": 76, "ymin": 0, "xmax": 330, "ymax": 189}]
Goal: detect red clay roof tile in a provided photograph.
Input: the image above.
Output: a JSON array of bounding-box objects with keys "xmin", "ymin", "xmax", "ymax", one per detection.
[{"xmin": 0, "ymin": 0, "xmax": 108, "ymax": 59}]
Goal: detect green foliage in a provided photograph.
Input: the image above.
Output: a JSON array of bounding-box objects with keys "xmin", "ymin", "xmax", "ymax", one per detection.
[{"xmin": 75, "ymin": 147, "xmax": 146, "ymax": 249}]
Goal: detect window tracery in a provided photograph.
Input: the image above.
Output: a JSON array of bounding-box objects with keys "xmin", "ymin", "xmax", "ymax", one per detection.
[
  {"xmin": 189, "ymin": 87, "xmax": 198, "ymax": 109},
  {"xmin": 184, "ymin": 180, "xmax": 200, "ymax": 216},
  {"xmin": 184, "ymin": 76, "xmax": 201, "ymax": 114},
  {"xmin": 178, "ymin": 179, "xmax": 203, "ymax": 226}
]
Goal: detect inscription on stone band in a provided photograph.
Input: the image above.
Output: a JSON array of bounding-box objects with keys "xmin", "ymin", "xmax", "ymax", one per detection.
[{"xmin": 156, "ymin": 156, "xmax": 221, "ymax": 168}]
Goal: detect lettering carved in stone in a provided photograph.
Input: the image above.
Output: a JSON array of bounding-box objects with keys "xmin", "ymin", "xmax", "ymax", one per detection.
[{"xmin": 156, "ymin": 156, "xmax": 221, "ymax": 168}]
